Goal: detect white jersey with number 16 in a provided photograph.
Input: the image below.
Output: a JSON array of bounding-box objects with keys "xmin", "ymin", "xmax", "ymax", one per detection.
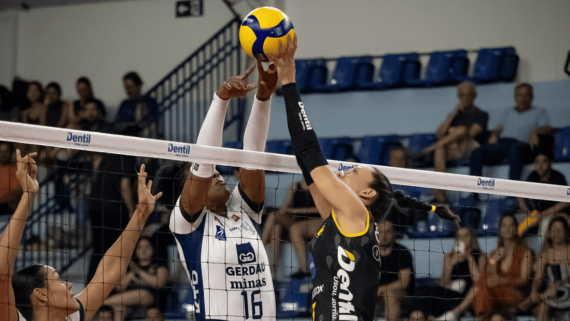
[{"xmin": 170, "ymin": 186, "xmax": 275, "ymax": 321}]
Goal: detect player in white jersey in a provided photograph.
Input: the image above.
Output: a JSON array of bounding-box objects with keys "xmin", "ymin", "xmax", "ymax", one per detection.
[{"xmin": 168, "ymin": 61, "xmax": 278, "ymax": 321}]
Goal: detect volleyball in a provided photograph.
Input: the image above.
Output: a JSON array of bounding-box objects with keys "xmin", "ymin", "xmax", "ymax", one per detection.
[{"xmin": 239, "ymin": 7, "xmax": 295, "ymax": 62}]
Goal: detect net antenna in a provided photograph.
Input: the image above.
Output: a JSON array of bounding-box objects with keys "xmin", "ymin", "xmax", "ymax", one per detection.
[{"xmin": 1, "ymin": 120, "xmax": 569, "ymax": 203}]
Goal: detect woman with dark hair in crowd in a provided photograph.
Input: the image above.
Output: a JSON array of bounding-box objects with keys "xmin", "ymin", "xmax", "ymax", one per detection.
[
  {"xmin": 268, "ymin": 35, "xmax": 459, "ymax": 321},
  {"xmin": 530, "ymin": 216, "xmax": 570, "ymax": 321},
  {"xmin": 410, "ymin": 226, "xmax": 487, "ymax": 321},
  {"xmin": 115, "ymin": 72, "xmax": 159, "ymax": 138},
  {"xmin": 21, "ymin": 81, "xmax": 46, "ymax": 126},
  {"xmin": 103, "ymin": 237, "xmax": 169, "ymax": 321},
  {"xmin": 74, "ymin": 77, "xmax": 106, "ymax": 120},
  {"xmin": 475, "ymin": 213, "xmax": 534, "ymax": 316},
  {"xmin": 0, "ymin": 151, "xmax": 162, "ymax": 321},
  {"xmin": 44, "ymin": 82, "xmax": 67, "ymax": 128}
]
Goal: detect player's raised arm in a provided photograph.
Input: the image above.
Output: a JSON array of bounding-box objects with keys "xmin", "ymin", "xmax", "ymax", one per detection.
[
  {"xmin": 238, "ymin": 60, "xmax": 278, "ymax": 206},
  {"xmin": 267, "ymin": 36, "xmax": 379, "ymax": 234},
  {"xmin": 180, "ymin": 65, "xmax": 257, "ymax": 218},
  {"xmin": 77, "ymin": 164, "xmax": 162, "ymax": 321},
  {"xmin": 0, "ymin": 151, "xmax": 38, "ymax": 321}
]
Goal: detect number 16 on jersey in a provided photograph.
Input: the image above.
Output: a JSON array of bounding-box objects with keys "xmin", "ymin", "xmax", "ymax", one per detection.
[{"xmin": 241, "ymin": 290, "xmax": 263, "ymax": 319}]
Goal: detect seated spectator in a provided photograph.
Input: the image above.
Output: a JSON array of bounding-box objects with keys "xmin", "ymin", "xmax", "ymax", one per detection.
[
  {"xmin": 81, "ymin": 99, "xmax": 107, "ymax": 132},
  {"xmin": 530, "ymin": 217, "xmax": 570, "ymax": 321},
  {"xmin": 115, "ymin": 72, "xmax": 159, "ymax": 138},
  {"xmin": 474, "ymin": 213, "xmax": 534, "ymax": 316},
  {"xmin": 21, "ymin": 81, "xmax": 46, "ymax": 126},
  {"xmin": 44, "ymin": 82, "xmax": 68, "ymax": 128},
  {"xmin": 74, "ymin": 76, "xmax": 107, "ymax": 121},
  {"xmin": 104, "ymin": 237, "xmax": 169, "ymax": 321},
  {"xmin": 517, "ymin": 151, "xmax": 570, "ymax": 236},
  {"xmin": 422, "ymin": 81, "xmax": 488, "ymax": 203},
  {"xmin": 377, "ymin": 220, "xmax": 414, "ymax": 321},
  {"xmin": 0, "ymin": 85, "xmax": 20, "ymax": 122},
  {"xmin": 261, "ymin": 178, "xmax": 321, "ymax": 277},
  {"xmin": 145, "ymin": 306, "xmax": 164, "ymax": 321},
  {"xmin": 410, "ymin": 226, "xmax": 486, "ymax": 321},
  {"xmin": 470, "ymin": 83, "xmax": 551, "ymax": 181},
  {"xmin": 95, "ymin": 305, "xmax": 114, "ymax": 321},
  {"xmin": 0, "ymin": 141, "xmax": 21, "ymax": 215}
]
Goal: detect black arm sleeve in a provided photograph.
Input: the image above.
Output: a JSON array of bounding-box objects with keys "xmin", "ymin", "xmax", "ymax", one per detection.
[{"xmin": 282, "ymin": 83, "xmax": 328, "ymax": 185}]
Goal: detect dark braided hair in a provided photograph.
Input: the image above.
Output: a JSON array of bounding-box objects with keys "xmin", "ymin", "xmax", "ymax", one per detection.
[
  {"xmin": 393, "ymin": 190, "xmax": 460, "ymax": 228},
  {"xmin": 367, "ymin": 168, "xmax": 394, "ymax": 222},
  {"xmin": 12, "ymin": 264, "xmax": 47, "ymax": 321},
  {"xmin": 153, "ymin": 162, "xmax": 188, "ymax": 210}
]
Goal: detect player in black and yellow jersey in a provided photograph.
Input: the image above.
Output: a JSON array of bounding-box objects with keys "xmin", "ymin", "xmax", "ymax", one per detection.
[{"xmin": 267, "ymin": 35, "xmax": 459, "ymax": 321}]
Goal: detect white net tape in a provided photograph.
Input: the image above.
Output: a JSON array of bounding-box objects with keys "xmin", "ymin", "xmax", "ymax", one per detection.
[{"xmin": 2, "ymin": 120, "xmax": 568, "ymax": 202}]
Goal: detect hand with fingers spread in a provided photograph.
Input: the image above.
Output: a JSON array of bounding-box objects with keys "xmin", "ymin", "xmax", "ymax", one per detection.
[
  {"xmin": 256, "ymin": 60, "xmax": 278, "ymax": 101},
  {"xmin": 216, "ymin": 64, "xmax": 258, "ymax": 100},
  {"xmin": 136, "ymin": 164, "xmax": 163, "ymax": 218},
  {"xmin": 15, "ymin": 149, "xmax": 39, "ymax": 195},
  {"xmin": 266, "ymin": 34, "xmax": 297, "ymax": 85}
]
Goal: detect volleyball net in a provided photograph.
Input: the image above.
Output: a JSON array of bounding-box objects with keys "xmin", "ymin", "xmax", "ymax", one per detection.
[{"xmin": 2, "ymin": 120, "xmax": 570, "ymax": 320}]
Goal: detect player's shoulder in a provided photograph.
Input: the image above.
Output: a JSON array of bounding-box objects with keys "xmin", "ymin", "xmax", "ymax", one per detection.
[{"xmin": 169, "ymin": 196, "xmax": 209, "ymax": 234}]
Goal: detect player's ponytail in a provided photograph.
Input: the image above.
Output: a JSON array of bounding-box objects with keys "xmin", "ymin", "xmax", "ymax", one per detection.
[
  {"xmin": 367, "ymin": 168, "xmax": 394, "ymax": 222},
  {"xmin": 393, "ymin": 191, "xmax": 460, "ymax": 228},
  {"xmin": 12, "ymin": 264, "xmax": 47, "ymax": 321}
]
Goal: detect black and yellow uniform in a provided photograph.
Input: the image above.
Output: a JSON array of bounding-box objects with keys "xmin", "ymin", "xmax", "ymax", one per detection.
[{"xmin": 308, "ymin": 211, "xmax": 381, "ymax": 321}]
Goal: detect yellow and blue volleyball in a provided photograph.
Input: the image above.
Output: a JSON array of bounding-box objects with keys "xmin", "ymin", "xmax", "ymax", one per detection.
[{"xmin": 239, "ymin": 7, "xmax": 295, "ymax": 62}]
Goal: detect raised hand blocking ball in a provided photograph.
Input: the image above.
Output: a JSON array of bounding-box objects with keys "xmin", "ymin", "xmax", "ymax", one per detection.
[{"xmin": 239, "ymin": 7, "xmax": 295, "ymax": 62}]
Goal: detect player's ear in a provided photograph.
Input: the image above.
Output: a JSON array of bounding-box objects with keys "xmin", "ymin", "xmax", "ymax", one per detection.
[{"xmin": 359, "ymin": 188, "xmax": 377, "ymax": 205}]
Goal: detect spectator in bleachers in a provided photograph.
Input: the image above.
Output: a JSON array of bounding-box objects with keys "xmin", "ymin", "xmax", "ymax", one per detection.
[
  {"xmin": 0, "ymin": 141, "xmax": 21, "ymax": 215},
  {"xmin": 83, "ymin": 152, "xmax": 137, "ymax": 282},
  {"xmin": 474, "ymin": 213, "xmax": 534, "ymax": 316},
  {"xmin": 0, "ymin": 85, "xmax": 20, "ymax": 122},
  {"xmin": 470, "ymin": 83, "xmax": 551, "ymax": 181},
  {"xmin": 21, "ymin": 81, "xmax": 46, "ymax": 126},
  {"xmin": 104, "ymin": 237, "xmax": 169, "ymax": 321},
  {"xmin": 145, "ymin": 306, "xmax": 164, "ymax": 321},
  {"xmin": 409, "ymin": 226, "xmax": 486, "ymax": 321},
  {"xmin": 44, "ymin": 82, "xmax": 68, "ymax": 128},
  {"xmin": 261, "ymin": 178, "xmax": 321, "ymax": 277},
  {"xmin": 80, "ymin": 99, "xmax": 107, "ymax": 132},
  {"xmin": 376, "ymin": 220, "xmax": 414, "ymax": 321},
  {"xmin": 517, "ymin": 151, "xmax": 570, "ymax": 236},
  {"xmin": 530, "ymin": 217, "xmax": 570, "ymax": 321},
  {"xmin": 422, "ymin": 81, "xmax": 489, "ymax": 203},
  {"xmin": 115, "ymin": 72, "xmax": 159, "ymax": 138},
  {"xmin": 75, "ymin": 76, "xmax": 107, "ymax": 121},
  {"xmin": 95, "ymin": 306, "xmax": 114, "ymax": 321}
]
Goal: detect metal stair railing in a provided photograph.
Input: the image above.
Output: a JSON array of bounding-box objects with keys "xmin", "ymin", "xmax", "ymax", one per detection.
[{"xmin": 147, "ymin": 18, "xmax": 247, "ymax": 144}]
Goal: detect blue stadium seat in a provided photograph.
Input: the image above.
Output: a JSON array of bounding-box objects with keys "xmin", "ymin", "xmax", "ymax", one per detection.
[
  {"xmin": 554, "ymin": 126, "xmax": 570, "ymax": 162},
  {"xmin": 265, "ymin": 140, "xmax": 294, "ymax": 155},
  {"xmin": 471, "ymin": 47, "xmax": 518, "ymax": 83},
  {"xmin": 407, "ymin": 50, "xmax": 470, "ymax": 87},
  {"xmin": 319, "ymin": 137, "xmax": 354, "ymax": 161},
  {"xmin": 357, "ymin": 135, "xmax": 400, "ymax": 165},
  {"xmin": 295, "ymin": 58, "xmax": 327, "ymax": 93},
  {"xmin": 407, "ymin": 133, "xmax": 437, "ymax": 167},
  {"xmin": 354, "ymin": 63, "xmax": 376, "ymax": 90},
  {"xmin": 374, "ymin": 53, "xmax": 420, "ymax": 88},
  {"xmin": 478, "ymin": 197, "xmax": 516, "ymax": 236},
  {"xmin": 316, "ymin": 56, "xmax": 374, "ymax": 92}
]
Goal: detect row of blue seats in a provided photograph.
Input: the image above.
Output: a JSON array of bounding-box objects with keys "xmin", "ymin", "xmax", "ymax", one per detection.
[
  {"xmin": 235, "ymin": 126, "xmax": 570, "ymax": 168},
  {"xmin": 283, "ymin": 47, "xmax": 519, "ymax": 94}
]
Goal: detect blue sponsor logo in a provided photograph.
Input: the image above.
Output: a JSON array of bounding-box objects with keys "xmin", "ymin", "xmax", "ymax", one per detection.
[
  {"xmin": 567, "ymin": 188, "xmax": 570, "ymax": 196},
  {"xmin": 309, "ymin": 253, "xmax": 316, "ymax": 279},
  {"xmin": 215, "ymin": 225, "xmax": 226, "ymax": 241},
  {"xmin": 241, "ymin": 221, "xmax": 256, "ymax": 236},
  {"xmin": 477, "ymin": 178, "xmax": 495, "ymax": 189},
  {"xmin": 66, "ymin": 132, "xmax": 91, "ymax": 146},
  {"xmin": 236, "ymin": 243, "xmax": 256, "ymax": 264},
  {"xmin": 337, "ymin": 163, "xmax": 355, "ymax": 172},
  {"xmin": 168, "ymin": 143, "xmax": 190, "ymax": 158}
]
